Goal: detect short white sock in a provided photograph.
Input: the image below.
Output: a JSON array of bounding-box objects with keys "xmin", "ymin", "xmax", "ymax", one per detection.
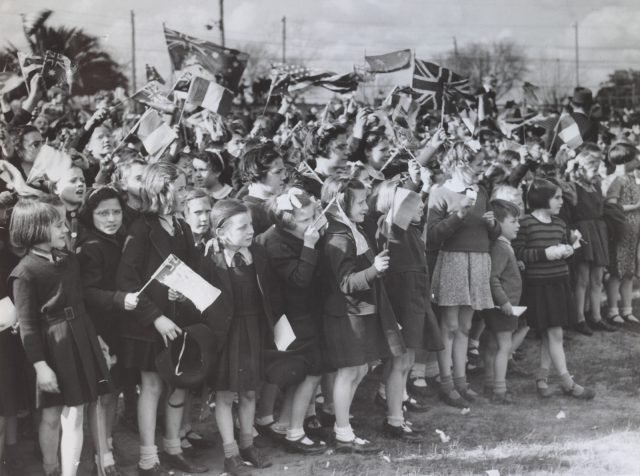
[{"xmin": 334, "ymin": 424, "xmax": 355, "ymax": 442}]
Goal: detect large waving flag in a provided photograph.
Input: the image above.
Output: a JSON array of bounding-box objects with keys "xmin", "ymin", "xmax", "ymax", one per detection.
[
  {"xmin": 365, "ymin": 49, "xmax": 412, "ymax": 73},
  {"xmin": 412, "ymin": 59, "xmax": 470, "ymax": 109},
  {"xmin": 164, "ymin": 26, "xmax": 248, "ymax": 92},
  {"xmin": 268, "ymin": 63, "xmax": 360, "ymax": 95}
]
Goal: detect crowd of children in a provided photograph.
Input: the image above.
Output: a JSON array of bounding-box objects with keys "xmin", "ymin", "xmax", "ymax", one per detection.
[{"xmin": 1, "ymin": 81, "xmax": 639, "ymax": 476}]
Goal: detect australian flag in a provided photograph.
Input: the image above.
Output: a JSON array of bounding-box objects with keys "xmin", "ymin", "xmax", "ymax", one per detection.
[{"xmin": 164, "ymin": 26, "xmax": 248, "ymax": 92}]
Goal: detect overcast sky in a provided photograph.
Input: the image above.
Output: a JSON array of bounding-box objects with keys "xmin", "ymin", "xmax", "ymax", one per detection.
[{"xmin": 2, "ymin": 0, "xmax": 639, "ymax": 97}]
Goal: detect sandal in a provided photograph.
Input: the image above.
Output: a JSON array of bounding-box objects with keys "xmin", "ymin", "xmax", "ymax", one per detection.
[
  {"xmin": 562, "ymin": 383, "xmax": 595, "ymax": 400},
  {"xmin": 536, "ymin": 379, "xmax": 553, "ymax": 398},
  {"xmin": 623, "ymin": 314, "xmax": 640, "ymax": 323}
]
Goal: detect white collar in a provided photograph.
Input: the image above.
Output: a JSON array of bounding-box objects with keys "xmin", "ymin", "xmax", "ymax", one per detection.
[
  {"xmin": 443, "ymin": 179, "xmax": 476, "ymax": 194},
  {"xmin": 223, "ymin": 247, "xmax": 252, "ymax": 267}
]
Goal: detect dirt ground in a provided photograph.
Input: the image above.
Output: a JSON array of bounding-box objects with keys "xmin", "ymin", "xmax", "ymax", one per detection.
[{"xmin": 10, "ymin": 320, "xmax": 640, "ymax": 476}]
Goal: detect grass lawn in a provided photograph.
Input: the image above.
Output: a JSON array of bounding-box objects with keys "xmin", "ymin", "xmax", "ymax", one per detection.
[{"xmin": 13, "ymin": 322, "xmax": 640, "ymax": 476}]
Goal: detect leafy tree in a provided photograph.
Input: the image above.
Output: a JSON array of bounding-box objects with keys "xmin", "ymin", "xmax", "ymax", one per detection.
[
  {"xmin": 2, "ymin": 11, "xmax": 128, "ymax": 95},
  {"xmin": 437, "ymin": 40, "xmax": 528, "ymax": 98},
  {"xmin": 596, "ymin": 69, "xmax": 640, "ymax": 111}
]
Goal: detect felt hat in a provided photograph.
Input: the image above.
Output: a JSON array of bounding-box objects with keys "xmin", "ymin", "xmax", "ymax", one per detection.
[
  {"xmin": 572, "ymin": 87, "xmax": 593, "ymax": 107},
  {"xmin": 263, "ymin": 340, "xmax": 314, "ymax": 388},
  {"xmin": 155, "ymin": 323, "xmax": 216, "ymax": 389}
]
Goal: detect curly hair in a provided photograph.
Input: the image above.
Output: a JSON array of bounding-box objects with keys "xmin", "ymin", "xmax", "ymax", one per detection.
[
  {"xmin": 302, "ymin": 123, "xmax": 348, "ymax": 158},
  {"xmin": 238, "ymin": 141, "xmax": 282, "ymax": 184}
]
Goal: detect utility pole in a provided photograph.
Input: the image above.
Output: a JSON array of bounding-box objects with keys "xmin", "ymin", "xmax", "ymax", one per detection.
[
  {"xmin": 574, "ymin": 22, "xmax": 579, "ymax": 87},
  {"xmin": 282, "ymin": 16, "xmax": 286, "ymax": 63},
  {"xmin": 453, "ymin": 36, "xmax": 459, "ymax": 70},
  {"xmin": 219, "ymin": 0, "xmax": 225, "ymax": 46},
  {"xmin": 130, "ymin": 10, "xmax": 136, "ymax": 92}
]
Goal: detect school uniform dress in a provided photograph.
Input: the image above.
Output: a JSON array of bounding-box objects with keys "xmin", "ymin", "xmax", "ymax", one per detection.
[
  {"xmin": 381, "ymin": 222, "xmax": 443, "ymax": 351},
  {"xmin": 482, "ymin": 237, "xmax": 523, "ymax": 333},
  {"xmin": 257, "ymin": 225, "xmax": 327, "ymax": 374},
  {"xmin": 427, "ymin": 184, "xmax": 499, "ymax": 310},
  {"xmin": 571, "ymin": 183, "xmax": 609, "ymax": 266},
  {"xmin": 77, "ymin": 228, "xmax": 127, "ymax": 386},
  {"xmin": 116, "ymin": 215, "xmax": 199, "ymax": 373},
  {"xmin": 199, "ymin": 244, "xmax": 281, "ymax": 392},
  {"xmin": 606, "ymin": 175, "xmax": 640, "ymax": 278},
  {"xmin": 513, "ymin": 215, "xmax": 577, "ymax": 331},
  {"xmin": 9, "ymin": 251, "xmax": 112, "ymax": 408},
  {"xmin": 322, "ymin": 220, "xmax": 405, "ymax": 369}
]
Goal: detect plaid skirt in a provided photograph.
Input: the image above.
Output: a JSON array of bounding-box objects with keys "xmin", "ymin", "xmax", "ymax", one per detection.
[{"xmin": 431, "ymin": 251, "xmax": 493, "ymax": 310}]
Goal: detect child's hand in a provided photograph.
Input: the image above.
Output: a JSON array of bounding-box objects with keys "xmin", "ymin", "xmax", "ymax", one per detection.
[
  {"xmin": 517, "ymin": 260, "xmax": 526, "ymax": 271},
  {"xmin": 408, "ymin": 159, "xmax": 421, "ymax": 185},
  {"xmin": 560, "ymin": 244, "xmax": 574, "ymax": 259},
  {"xmin": 303, "ymin": 225, "xmax": 320, "ymax": 248},
  {"xmin": 168, "ymin": 288, "xmax": 186, "ymax": 302},
  {"xmin": 428, "ymin": 127, "xmax": 447, "ymax": 149},
  {"xmin": 500, "ymin": 302, "xmax": 514, "ymax": 316},
  {"xmin": 35, "ymin": 363, "xmax": 60, "ymax": 393},
  {"xmin": 483, "ymin": 211, "xmax": 496, "ymax": 228},
  {"xmin": 457, "ymin": 197, "xmax": 475, "ymax": 219},
  {"xmin": 124, "ymin": 293, "xmax": 139, "ymax": 310},
  {"xmin": 374, "ymin": 249, "xmax": 390, "ymax": 274},
  {"xmin": 154, "ymin": 316, "xmax": 182, "ymax": 346}
]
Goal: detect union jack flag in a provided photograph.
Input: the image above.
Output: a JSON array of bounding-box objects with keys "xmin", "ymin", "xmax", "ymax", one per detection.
[
  {"xmin": 412, "ymin": 59, "xmax": 471, "ymax": 109},
  {"xmin": 164, "ymin": 26, "xmax": 248, "ymax": 92}
]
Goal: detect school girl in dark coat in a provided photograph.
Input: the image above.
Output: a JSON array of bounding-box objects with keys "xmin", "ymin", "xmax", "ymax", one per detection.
[
  {"xmin": 115, "ymin": 163, "xmax": 206, "ymax": 476},
  {"xmin": 9, "ymin": 198, "xmax": 112, "ymax": 476},
  {"xmin": 77, "ymin": 186, "xmax": 139, "ymax": 476},
  {"xmin": 320, "ymin": 176, "xmax": 405, "ymax": 454},
  {"xmin": 256, "ymin": 188, "xmax": 328, "ymax": 453},
  {"xmin": 198, "ymin": 199, "xmax": 282, "ymax": 474}
]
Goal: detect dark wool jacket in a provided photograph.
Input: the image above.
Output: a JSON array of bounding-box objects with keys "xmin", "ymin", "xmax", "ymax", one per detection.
[
  {"xmin": 77, "ymin": 228, "xmax": 127, "ymax": 352},
  {"xmin": 322, "ymin": 220, "xmax": 405, "ymax": 357},
  {"xmin": 115, "ymin": 214, "xmax": 199, "ymax": 342},
  {"xmin": 256, "ymin": 225, "xmax": 321, "ymax": 339}
]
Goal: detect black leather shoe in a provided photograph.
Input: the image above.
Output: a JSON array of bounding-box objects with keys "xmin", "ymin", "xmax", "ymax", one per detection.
[
  {"xmin": 574, "ymin": 321, "xmax": 593, "ymax": 336},
  {"xmin": 138, "ymin": 464, "xmax": 170, "ymax": 476},
  {"xmin": 283, "ymin": 435, "xmax": 326, "ymax": 455},
  {"xmin": 161, "ymin": 453, "xmax": 207, "ymax": 473},
  {"xmin": 438, "ymin": 390, "xmax": 469, "ymax": 409},
  {"xmin": 403, "ymin": 396, "xmax": 429, "ymax": 413},
  {"xmin": 224, "ymin": 456, "xmax": 253, "ymax": 476},
  {"xmin": 185, "ymin": 430, "xmax": 215, "ymax": 449},
  {"xmin": 255, "ymin": 422, "xmax": 286, "ymax": 443},
  {"xmin": 239, "ymin": 445, "xmax": 272, "ymax": 468},
  {"xmin": 407, "ymin": 377, "xmax": 430, "ymax": 397},
  {"xmin": 590, "ymin": 320, "xmax": 617, "ymax": 332},
  {"xmin": 381, "ymin": 420, "xmax": 423, "ymax": 442},
  {"xmin": 334, "ymin": 437, "xmax": 381, "ymax": 454}
]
